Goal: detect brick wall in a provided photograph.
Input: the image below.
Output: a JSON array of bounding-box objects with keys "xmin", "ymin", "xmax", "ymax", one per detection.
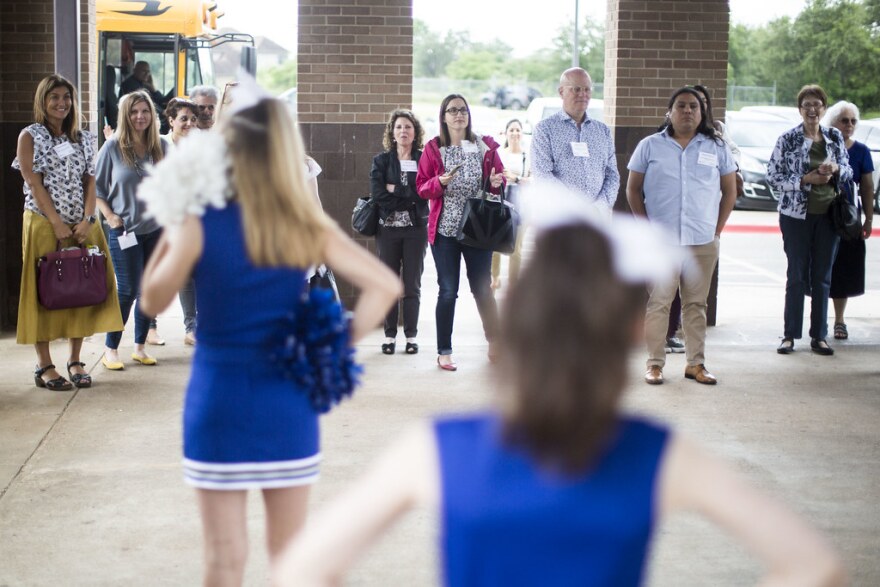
[
  {"xmin": 298, "ymin": 0, "xmax": 413, "ymax": 306},
  {"xmin": 298, "ymin": 0, "xmax": 413, "ymax": 125},
  {"xmin": 0, "ymin": 0, "xmax": 56, "ymax": 330},
  {"xmin": 605, "ymin": 0, "xmax": 730, "ymax": 212}
]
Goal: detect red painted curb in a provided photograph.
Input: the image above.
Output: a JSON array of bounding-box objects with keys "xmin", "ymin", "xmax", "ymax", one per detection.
[{"xmin": 724, "ymin": 225, "xmax": 781, "ymax": 234}]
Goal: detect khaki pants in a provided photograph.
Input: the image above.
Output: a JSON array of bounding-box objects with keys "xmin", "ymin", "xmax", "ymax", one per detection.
[{"xmin": 646, "ymin": 238, "xmax": 719, "ymax": 368}]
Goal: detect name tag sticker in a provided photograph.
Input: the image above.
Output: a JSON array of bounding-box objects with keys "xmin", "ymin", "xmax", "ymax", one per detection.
[
  {"xmin": 118, "ymin": 231, "xmax": 138, "ymax": 250},
  {"xmin": 698, "ymin": 152, "xmax": 718, "ymax": 167},
  {"xmin": 400, "ymin": 160, "xmax": 418, "ymax": 173},
  {"xmin": 570, "ymin": 142, "xmax": 590, "ymax": 158},
  {"xmin": 53, "ymin": 142, "xmax": 76, "ymax": 159},
  {"xmin": 461, "ymin": 140, "xmax": 480, "ymax": 154}
]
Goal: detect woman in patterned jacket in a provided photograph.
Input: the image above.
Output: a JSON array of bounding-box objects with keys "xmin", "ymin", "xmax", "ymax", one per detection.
[{"xmin": 767, "ymin": 85, "xmax": 852, "ymax": 356}]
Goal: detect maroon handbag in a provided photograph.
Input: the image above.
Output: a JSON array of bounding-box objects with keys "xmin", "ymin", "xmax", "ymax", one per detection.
[{"xmin": 36, "ymin": 242, "xmax": 108, "ymax": 310}]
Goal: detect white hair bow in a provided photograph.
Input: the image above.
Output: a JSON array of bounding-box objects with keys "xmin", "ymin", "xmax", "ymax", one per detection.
[{"xmin": 518, "ymin": 181, "xmax": 690, "ymax": 285}]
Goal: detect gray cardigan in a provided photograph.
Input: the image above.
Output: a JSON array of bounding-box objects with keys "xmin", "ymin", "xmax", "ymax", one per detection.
[{"xmin": 95, "ymin": 137, "xmax": 166, "ymax": 235}]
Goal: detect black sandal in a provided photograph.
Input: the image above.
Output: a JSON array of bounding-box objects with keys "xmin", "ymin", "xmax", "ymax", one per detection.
[
  {"xmin": 381, "ymin": 342, "xmax": 395, "ymax": 355},
  {"xmin": 34, "ymin": 364, "xmax": 73, "ymax": 391},
  {"xmin": 67, "ymin": 361, "xmax": 92, "ymax": 388},
  {"xmin": 405, "ymin": 342, "xmax": 419, "ymax": 354}
]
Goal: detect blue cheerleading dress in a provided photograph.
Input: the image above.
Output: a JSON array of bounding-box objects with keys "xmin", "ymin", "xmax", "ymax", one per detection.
[
  {"xmin": 182, "ymin": 204, "xmax": 320, "ymax": 490},
  {"xmin": 435, "ymin": 414, "xmax": 669, "ymax": 586}
]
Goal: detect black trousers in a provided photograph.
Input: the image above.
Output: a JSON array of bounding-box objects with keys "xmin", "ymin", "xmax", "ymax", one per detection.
[{"xmin": 376, "ymin": 225, "xmax": 428, "ymax": 338}]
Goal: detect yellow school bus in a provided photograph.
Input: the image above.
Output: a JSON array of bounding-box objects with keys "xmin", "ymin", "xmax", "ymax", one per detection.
[{"xmin": 97, "ymin": 0, "xmax": 253, "ymax": 130}]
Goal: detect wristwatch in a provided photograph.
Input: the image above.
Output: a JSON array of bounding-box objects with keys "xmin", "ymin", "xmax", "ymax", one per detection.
[{"xmin": 86, "ymin": 215, "xmax": 97, "ymax": 224}]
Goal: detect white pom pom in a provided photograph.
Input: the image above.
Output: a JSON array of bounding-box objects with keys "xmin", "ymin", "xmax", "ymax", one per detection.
[{"xmin": 137, "ymin": 131, "xmax": 231, "ymax": 226}]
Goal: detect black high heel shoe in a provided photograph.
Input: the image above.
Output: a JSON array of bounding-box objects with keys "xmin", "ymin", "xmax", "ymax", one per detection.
[
  {"xmin": 67, "ymin": 361, "xmax": 92, "ymax": 388},
  {"xmin": 34, "ymin": 364, "xmax": 73, "ymax": 391},
  {"xmin": 405, "ymin": 342, "xmax": 418, "ymax": 354},
  {"xmin": 381, "ymin": 342, "xmax": 396, "ymax": 355}
]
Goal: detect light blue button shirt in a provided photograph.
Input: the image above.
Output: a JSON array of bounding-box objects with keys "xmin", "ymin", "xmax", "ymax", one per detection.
[
  {"xmin": 627, "ymin": 131, "xmax": 737, "ymax": 246},
  {"xmin": 531, "ymin": 110, "xmax": 620, "ymax": 209}
]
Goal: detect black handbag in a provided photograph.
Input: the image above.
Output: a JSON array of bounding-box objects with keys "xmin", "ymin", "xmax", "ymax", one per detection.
[
  {"xmin": 829, "ymin": 180, "xmax": 862, "ymax": 241},
  {"xmin": 455, "ymin": 180, "xmax": 520, "ymax": 254},
  {"xmin": 308, "ymin": 264, "xmax": 340, "ymax": 302},
  {"xmin": 351, "ymin": 196, "xmax": 379, "ymax": 236}
]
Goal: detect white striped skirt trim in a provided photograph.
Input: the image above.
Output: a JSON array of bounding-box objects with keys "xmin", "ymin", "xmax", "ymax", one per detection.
[{"xmin": 183, "ymin": 453, "xmax": 321, "ymax": 490}]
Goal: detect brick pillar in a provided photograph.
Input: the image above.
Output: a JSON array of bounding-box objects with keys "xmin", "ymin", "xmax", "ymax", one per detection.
[
  {"xmin": 0, "ymin": 0, "xmax": 96, "ymax": 331},
  {"xmin": 298, "ymin": 0, "xmax": 413, "ymax": 308},
  {"xmin": 605, "ymin": 0, "xmax": 729, "ymax": 325},
  {"xmin": 605, "ymin": 0, "xmax": 730, "ymax": 208},
  {"xmin": 0, "ymin": 0, "xmax": 55, "ymax": 331}
]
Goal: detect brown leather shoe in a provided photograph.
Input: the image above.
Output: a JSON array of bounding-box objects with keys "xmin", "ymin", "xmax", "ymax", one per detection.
[
  {"xmin": 644, "ymin": 366, "xmax": 663, "ymax": 385},
  {"xmin": 684, "ymin": 364, "xmax": 717, "ymax": 385}
]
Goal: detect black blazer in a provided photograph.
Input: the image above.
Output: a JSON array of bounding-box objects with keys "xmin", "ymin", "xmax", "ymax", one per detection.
[{"xmin": 370, "ymin": 148, "xmax": 428, "ymax": 228}]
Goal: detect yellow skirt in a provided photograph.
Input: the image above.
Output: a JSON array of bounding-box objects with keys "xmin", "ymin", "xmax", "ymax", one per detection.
[{"xmin": 17, "ymin": 211, "xmax": 124, "ymax": 344}]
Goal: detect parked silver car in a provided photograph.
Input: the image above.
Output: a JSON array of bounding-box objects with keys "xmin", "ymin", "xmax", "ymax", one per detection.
[{"xmin": 725, "ymin": 110, "xmax": 798, "ymax": 211}]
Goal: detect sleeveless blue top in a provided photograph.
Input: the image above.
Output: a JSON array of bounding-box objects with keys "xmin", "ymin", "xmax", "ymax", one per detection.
[
  {"xmin": 435, "ymin": 414, "xmax": 669, "ymax": 587},
  {"xmin": 182, "ymin": 203, "xmax": 320, "ymax": 485}
]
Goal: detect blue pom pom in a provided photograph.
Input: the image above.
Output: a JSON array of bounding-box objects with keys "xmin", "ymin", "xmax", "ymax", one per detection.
[{"xmin": 270, "ymin": 288, "xmax": 362, "ymax": 413}]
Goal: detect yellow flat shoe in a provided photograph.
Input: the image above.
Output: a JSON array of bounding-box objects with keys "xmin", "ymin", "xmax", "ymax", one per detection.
[
  {"xmin": 131, "ymin": 353, "xmax": 158, "ymax": 366},
  {"xmin": 101, "ymin": 356, "xmax": 125, "ymax": 371}
]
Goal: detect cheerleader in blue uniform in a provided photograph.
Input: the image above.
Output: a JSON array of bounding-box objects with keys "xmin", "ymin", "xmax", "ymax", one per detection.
[
  {"xmin": 273, "ymin": 190, "xmax": 844, "ymax": 587},
  {"xmin": 140, "ymin": 80, "xmax": 400, "ymax": 585}
]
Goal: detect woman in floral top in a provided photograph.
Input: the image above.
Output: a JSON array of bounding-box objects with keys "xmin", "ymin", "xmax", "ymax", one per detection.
[
  {"xmin": 416, "ymin": 94, "xmax": 505, "ymax": 371},
  {"xmin": 767, "ymin": 85, "xmax": 852, "ymax": 356},
  {"xmin": 12, "ymin": 74, "xmax": 123, "ymax": 390}
]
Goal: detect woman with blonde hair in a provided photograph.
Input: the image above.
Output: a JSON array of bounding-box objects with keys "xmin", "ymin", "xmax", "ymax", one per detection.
[
  {"xmin": 13, "ymin": 74, "xmax": 123, "ymax": 390},
  {"xmin": 140, "ymin": 81, "xmax": 400, "ymax": 586},
  {"xmin": 95, "ymin": 90, "xmax": 167, "ymax": 370}
]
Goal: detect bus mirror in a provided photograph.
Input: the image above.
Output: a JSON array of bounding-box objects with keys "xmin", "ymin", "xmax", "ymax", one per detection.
[{"xmin": 241, "ymin": 46, "xmax": 257, "ymax": 76}]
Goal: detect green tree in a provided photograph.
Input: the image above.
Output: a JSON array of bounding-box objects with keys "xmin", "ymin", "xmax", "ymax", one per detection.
[
  {"xmin": 258, "ymin": 60, "xmax": 296, "ymax": 95},
  {"xmin": 413, "ymin": 20, "xmax": 471, "ymax": 77},
  {"xmin": 729, "ymin": 0, "xmax": 880, "ymax": 110},
  {"xmin": 551, "ymin": 16, "xmax": 606, "ymax": 82}
]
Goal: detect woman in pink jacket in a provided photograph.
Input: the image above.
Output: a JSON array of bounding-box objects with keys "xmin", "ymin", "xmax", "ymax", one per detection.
[{"xmin": 416, "ymin": 94, "xmax": 504, "ymax": 371}]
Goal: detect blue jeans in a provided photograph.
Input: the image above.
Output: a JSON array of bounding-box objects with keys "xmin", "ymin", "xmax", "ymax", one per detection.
[
  {"xmin": 179, "ymin": 277, "xmax": 197, "ymax": 333},
  {"xmin": 430, "ymin": 234, "xmax": 498, "ymax": 355},
  {"xmin": 779, "ymin": 213, "xmax": 839, "ymax": 340},
  {"xmin": 105, "ymin": 228, "xmax": 162, "ymax": 348}
]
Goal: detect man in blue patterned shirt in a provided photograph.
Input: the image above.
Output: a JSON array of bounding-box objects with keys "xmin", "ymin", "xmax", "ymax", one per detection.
[{"xmin": 531, "ymin": 68, "xmax": 620, "ymax": 212}]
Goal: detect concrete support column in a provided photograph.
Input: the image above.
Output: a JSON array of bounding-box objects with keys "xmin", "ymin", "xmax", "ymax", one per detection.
[
  {"xmin": 297, "ymin": 0, "xmax": 413, "ymax": 307},
  {"xmin": 605, "ymin": 0, "xmax": 730, "ymax": 324}
]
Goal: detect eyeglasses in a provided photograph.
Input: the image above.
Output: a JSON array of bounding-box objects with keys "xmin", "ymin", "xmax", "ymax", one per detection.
[
  {"xmin": 445, "ymin": 107, "xmax": 468, "ymax": 116},
  {"xmin": 562, "ymin": 85, "xmax": 591, "ymax": 94},
  {"xmin": 800, "ymin": 101, "xmax": 825, "ymax": 111},
  {"xmin": 839, "ymin": 117, "xmax": 858, "ymax": 125}
]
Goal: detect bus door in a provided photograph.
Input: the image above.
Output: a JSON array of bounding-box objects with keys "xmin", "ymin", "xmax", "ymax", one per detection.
[{"xmin": 99, "ymin": 32, "xmax": 179, "ymax": 138}]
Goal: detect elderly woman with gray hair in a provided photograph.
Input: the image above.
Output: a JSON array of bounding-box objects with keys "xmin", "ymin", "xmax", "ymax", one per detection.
[{"xmin": 821, "ymin": 100, "xmax": 875, "ymax": 341}]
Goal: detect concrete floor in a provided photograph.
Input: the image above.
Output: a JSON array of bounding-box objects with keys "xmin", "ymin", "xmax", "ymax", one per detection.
[{"xmin": 1, "ymin": 211, "xmax": 878, "ymax": 586}]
